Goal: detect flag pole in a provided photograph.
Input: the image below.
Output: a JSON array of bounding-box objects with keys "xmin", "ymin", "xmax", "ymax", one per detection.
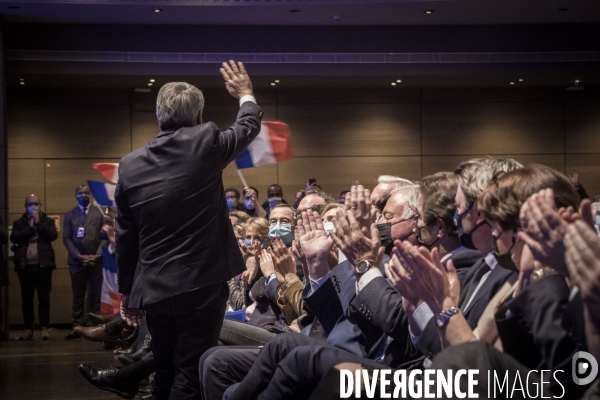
[{"xmin": 236, "ymin": 168, "xmax": 248, "ymax": 188}]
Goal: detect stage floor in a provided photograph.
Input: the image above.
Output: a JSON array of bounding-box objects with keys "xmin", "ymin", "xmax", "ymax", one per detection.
[{"xmin": 0, "ymin": 328, "xmax": 124, "ymax": 400}]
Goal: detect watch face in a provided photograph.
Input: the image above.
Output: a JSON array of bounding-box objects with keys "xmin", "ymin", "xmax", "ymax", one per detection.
[{"xmin": 356, "ymin": 260, "xmax": 371, "ymax": 274}]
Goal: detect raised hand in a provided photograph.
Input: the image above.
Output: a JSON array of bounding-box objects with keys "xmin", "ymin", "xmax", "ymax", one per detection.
[
  {"xmin": 241, "ymin": 256, "xmax": 259, "ymax": 284},
  {"xmin": 271, "ymin": 238, "xmax": 297, "ymax": 277},
  {"xmin": 296, "ymin": 211, "xmax": 333, "ymax": 281},
  {"xmin": 257, "ymin": 249, "xmax": 276, "ymax": 278},
  {"xmin": 220, "ymin": 60, "xmax": 253, "ymax": 99},
  {"xmin": 565, "ymin": 220, "xmax": 600, "ymax": 309},
  {"xmin": 330, "ymin": 209, "xmax": 383, "ymax": 270},
  {"xmin": 518, "ymin": 189, "xmax": 570, "ymax": 277},
  {"xmin": 344, "ymin": 185, "xmax": 373, "ymax": 235}
]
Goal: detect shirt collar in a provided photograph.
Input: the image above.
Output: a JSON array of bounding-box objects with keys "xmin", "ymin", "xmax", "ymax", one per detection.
[
  {"xmin": 484, "ymin": 251, "xmax": 498, "ymax": 270},
  {"xmin": 440, "ymin": 246, "xmax": 465, "ymax": 263},
  {"xmin": 79, "ymin": 204, "xmax": 86, "ymax": 211}
]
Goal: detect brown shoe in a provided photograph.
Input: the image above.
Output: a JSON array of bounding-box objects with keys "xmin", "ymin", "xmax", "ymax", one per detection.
[
  {"xmin": 41, "ymin": 327, "xmax": 50, "ymax": 340},
  {"xmin": 88, "ymin": 313, "xmax": 117, "ymax": 325},
  {"xmin": 74, "ymin": 325, "xmax": 118, "ymax": 344}
]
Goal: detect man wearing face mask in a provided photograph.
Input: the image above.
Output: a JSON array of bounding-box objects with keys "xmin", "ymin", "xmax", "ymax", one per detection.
[
  {"xmin": 224, "ymin": 188, "xmax": 246, "ymax": 212},
  {"xmin": 413, "ymin": 172, "xmax": 482, "ymax": 283},
  {"xmin": 63, "ymin": 185, "xmax": 105, "ymax": 340},
  {"xmin": 261, "ymin": 184, "xmax": 287, "ymax": 218},
  {"xmin": 370, "ymin": 175, "xmax": 414, "ymax": 223},
  {"xmin": 375, "ymin": 184, "xmax": 420, "ymax": 256},
  {"xmin": 243, "ymin": 187, "xmax": 267, "ymax": 218},
  {"xmin": 10, "ymin": 194, "xmax": 58, "ymax": 340}
]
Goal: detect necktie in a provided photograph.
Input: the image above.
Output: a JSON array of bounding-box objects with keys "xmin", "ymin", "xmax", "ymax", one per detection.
[{"xmin": 461, "ymin": 262, "xmax": 491, "ymax": 312}]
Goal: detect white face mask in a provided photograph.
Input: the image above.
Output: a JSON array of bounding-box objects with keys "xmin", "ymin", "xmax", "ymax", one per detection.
[{"xmin": 323, "ymin": 222, "xmax": 335, "ymax": 236}]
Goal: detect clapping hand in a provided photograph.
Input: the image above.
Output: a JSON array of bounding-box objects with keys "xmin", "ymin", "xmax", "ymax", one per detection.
[
  {"xmin": 241, "ymin": 242, "xmax": 261, "ymax": 284},
  {"xmin": 296, "ymin": 211, "xmax": 333, "ymax": 282},
  {"xmin": 565, "ymin": 220, "xmax": 600, "ymax": 313},
  {"xmin": 270, "ymin": 238, "xmax": 297, "ymax": 285},
  {"xmin": 220, "ymin": 60, "xmax": 253, "ymax": 99},
  {"xmin": 343, "ymin": 185, "xmax": 374, "ymax": 235}
]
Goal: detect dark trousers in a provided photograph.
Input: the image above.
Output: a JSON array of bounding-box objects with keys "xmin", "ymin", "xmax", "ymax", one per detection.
[
  {"xmin": 17, "ymin": 264, "xmax": 53, "ymax": 330},
  {"xmin": 69, "ymin": 261, "xmax": 102, "ymax": 327},
  {"xmin": 145, "ymin": 283, "xmax": 228, "ymax": 400},
  {"xmin": 200, "ymin": 346, "xmax": 260, "ymax": 400},
  {"xmin": 226, "ymin": 333, "xmax": 383, "ymax": 400}
]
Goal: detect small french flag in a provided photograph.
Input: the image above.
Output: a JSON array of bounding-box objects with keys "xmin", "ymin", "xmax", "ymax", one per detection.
[
  {"xmin": 235, "ymin": 121, "xmax": 293, "ymax": 169},
  {"xmin": 93, "ymin": 163, "xmax": 119, "ymax": 184},
  {"xmin": 87, "ymin": 180, "xmax": 116, "ymax": 207}
]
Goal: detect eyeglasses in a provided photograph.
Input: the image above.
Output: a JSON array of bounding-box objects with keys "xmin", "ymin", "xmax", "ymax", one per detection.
[{"xmin": 26, "ymin": 202, "xmax": 41, "ymax": 206}]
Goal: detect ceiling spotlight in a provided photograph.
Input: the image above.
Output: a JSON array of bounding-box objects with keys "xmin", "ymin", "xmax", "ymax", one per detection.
[
  {"xmin": 424, "ymin": 10, "xmax": 434, "ymax": 14},
  {"xmin": 518, "ymin": 78, "xmax": 523, "ymax": 82},
  {"xmin": 391, "ymin": 82, "xmax": 396, "ymax": 86},
  {"xmin": 274, "ymin": 80, "xmax": 280, "ymax": 83},
  {"xmin": 149, "ymin": 79, "xmax": 155, "ymax": 83},
  {"xmin": 153, "ymin": 9, "xmax": 162, "ymax": 13},
  {"xmin": 510, "ymin": 82, "xmax": 515, "ymax": 85},
  {"xmin": 271, "ymin": 83, "xmax": 276, "ymax": 86},
  {"xmin": 19, "ymin": 78, "xmax": 24, "ymax": 81},
  {"xmin": 148, "ymin": 83, "xmax": 153, "ymax": 86},
  {"xmin": 397, "ymin": 79, "xmax": 402, "ymax": 83},
  {"xmin": 19, "ymin": 82, "xmax": 25, "ymax": 85}
]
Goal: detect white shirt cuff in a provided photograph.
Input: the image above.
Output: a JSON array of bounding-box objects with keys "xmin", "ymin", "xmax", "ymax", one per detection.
[
  {"xmin": 357, "ymin": 268, "xmax": 383, "ymax": 292},
  {"xmin": 108, "ymin": 243, "xmax": 115, "ymax": 255},
  {"xmin": 413, "ymin": 302, "xmax": 435, "ymax": 332},
  {"xmin": 309, "ymin": 274, "xmax": 329, "ymax": 295},
  {"xmin": 239, "ymin": 95, "xmax": 256, "ymax": 106}
]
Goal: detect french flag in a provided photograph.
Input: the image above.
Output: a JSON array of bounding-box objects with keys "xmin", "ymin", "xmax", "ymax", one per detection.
[
  {"xmin": 235, "ymin": 121, "xmax": 293, "ymax": 169},
  {"xmin": 87, "ymin": 180, "xmax": 116, "ymax": 207},
  {"xmin": 93, "ymin": 163, "xmax": 119, "ymax": 184}
]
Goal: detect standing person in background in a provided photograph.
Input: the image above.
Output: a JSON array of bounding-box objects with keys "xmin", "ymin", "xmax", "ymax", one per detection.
[
  {"xmin": 10, "ymin": 194, "xmax": 57, "ymax": 340},
  {"xmin": 63, "ymin": 185, "xmax": 104, "ymax": 340},
  {"xmin": 114, "ymin": 61, "xmax": 262, "ymax": 400},
  {"xmin": 243, "ymin": 187, "xmax": 267, "ymax": 218},
  {"xmin": 225, "ymin": 188, "xmax": 246, "ymax": 212},
  {"xmin": 261, "ymin": 184, "xmax": 287, "ymax": 217}
]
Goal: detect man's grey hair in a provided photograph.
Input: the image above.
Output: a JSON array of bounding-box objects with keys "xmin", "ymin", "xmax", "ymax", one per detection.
[
  {"xmin": 156, "ymin": 82, "xmax": 205, "ymax": 130},
  {"xmin": 454, "ymin": 157, "xmax": 523, "ymax": 206},
  {"xmin": 389, "ymin": 184, "xmax": 421, "ymax": 220},
  {"xmin": 377, "ymin": 175, "xmax": 414, "ymax": 188}
]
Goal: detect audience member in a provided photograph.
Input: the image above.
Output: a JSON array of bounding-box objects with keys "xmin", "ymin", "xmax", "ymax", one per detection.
[
  {"xmin": 10, "ymin": 194, "xmax": 58, "ymax": 340},
  {"xmin": 225, "ymin": 188, "xmax": 246, "ymax": 212},
  {"xmin": 243, "ymin": 187, "xmax": 267, "ymax": 218},
  {"xmin": 229, "ymin": 210, "xmax": 250, "ymax": 225},
  {"xmin": 370, "ymin": 175, "xmax": 414, "ymax": 220},
  {"xmin": 63, "ymin": 185, "xmax": 104, "ymax": 340},
  {"xmin": 261, "ymin": 184, "xmax": 287, "ymax": 216}
]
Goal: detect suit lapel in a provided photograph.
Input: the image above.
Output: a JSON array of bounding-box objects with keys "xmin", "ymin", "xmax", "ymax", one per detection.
[
  {"xmin": 463, "ymin": 265, "xmax": 510, "ymax": 317},
  {"xmin": 458, "ymin": 257, "xmax": 485, "ymax": 307}
]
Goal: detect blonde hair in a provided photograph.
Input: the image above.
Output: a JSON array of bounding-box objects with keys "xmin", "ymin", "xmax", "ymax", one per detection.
[{"xmin": 246, "ymin": 217, "xmax": 270, "ymax": 242}]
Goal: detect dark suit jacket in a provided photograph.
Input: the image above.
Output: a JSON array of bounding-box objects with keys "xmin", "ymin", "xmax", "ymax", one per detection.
[
  {"xmin": 416, "ymin": 256, "xmax": 515, "ymax": 360},
  {"xmin": 62, "ymin": 204, "xmax": 104, "ymax": 266},
  {"xmin": 115, "ymin": 101, "xmax": 263, "ymax": 308}
]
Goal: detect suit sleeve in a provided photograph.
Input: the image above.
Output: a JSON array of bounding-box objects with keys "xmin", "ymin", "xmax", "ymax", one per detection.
[
  {"xmin": 214, "ymin": 101, "xmax": 263, "ymax": 166},
  {"xmin": 115, "ymin": 178, "xmax": 139, "ymax": 295},
  {"xmin": 502, "ymin": 274, "xmax": 585, "ymax": 370},
  {"xmin": 62, "ymin": 212, "xmax": 81, "ymax": 260},
  {"xmin": 349, "ymin": 277, "xmax": 407, "ymax": 339}
]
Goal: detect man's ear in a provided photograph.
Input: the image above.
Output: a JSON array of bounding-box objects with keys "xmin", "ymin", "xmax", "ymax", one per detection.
[
  {"xmin": 474, "ymin": 206, "xmax": 487, "ymax": 225},
  {"xmin": 436, "ymin": 218, "xmax": 446, "ymax": 238},
  {"xmin": 197, "ymin": 109, "xmax": 203, "ymax": 125}
]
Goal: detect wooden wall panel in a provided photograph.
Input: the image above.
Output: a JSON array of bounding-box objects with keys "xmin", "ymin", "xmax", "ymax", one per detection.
[
  {"xmin": 566, "ymin": 101, "xmax": 600, "ymax": 154},
  {"xmin": 44, "ymin": 159, "xmax": 120, "ymax": 214},
  {"xmin": 7, "ymin": 104, "xmax": 132, "ymax": 159},
  {"xmin": 278, "ymin": 156, "xmax": 422, "ymax": 200},
  {"xmin": 131, "ymin": 108, "xmax": 157, "ymax": 151},
  {"xmin": 422, "ymin": 102, "xmax": 565, "ymax": 156},
  {"xmin": 566, "ymin": 154, "xmax": 600, "ymax": 199},
  {"xmin": 8, "ymin": 159, "xmax": 45, "ymax": 216},
  {"xmin": 422, "ymin": 154, "xmax": 566, "ymax": 178},
  {"xmin": 278, "ymin": 104, "xmax": 421, "ymax": 157},
  {"xmin": 8, "ymin": 267, "xmax": 72, "ymax": 326}
]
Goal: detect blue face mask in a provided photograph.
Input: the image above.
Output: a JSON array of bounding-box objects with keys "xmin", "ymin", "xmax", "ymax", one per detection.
[
  {"xmin": 27, "ymin": 205, "xmax": 40, "ymax": 215},
  {"xmin": 268, "ymin": 223, "xmax": 294, "ymax": 246},
  {"xmin": 226, "ymin": 197, "xmax": 238, "ymax": 209},
  {"xmin": 244, "ymin": 239, "xmax": 265, "ymax": 249}
]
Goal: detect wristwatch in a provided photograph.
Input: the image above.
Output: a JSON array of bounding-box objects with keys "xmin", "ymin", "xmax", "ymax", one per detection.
[
  {"xmin": 435, "ymin": 306, "xmax": 460, "ymax": 328},
  {"xmin": 355, "ymin": 260, "xmax": 373, "ymax": 274}
]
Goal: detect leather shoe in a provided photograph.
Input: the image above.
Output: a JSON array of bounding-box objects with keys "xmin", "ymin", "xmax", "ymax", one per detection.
[
  {"xmin": 88, "ymin": 312, "xmax": 117, "ymax": 325},
  {"xmin": 78, "ymin": 364, "xmax": 138, "ymax": 400},
  {"xmin": 118, "ymin": 347, "xmax": 150, "ymax": 366},
  {"xmin": 64, "ymin": 330, "xmax": 81, "ymax": 340},
  {"xmin": 75, "ymin": 325, "xmax": 118, "ymax": 344}
]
